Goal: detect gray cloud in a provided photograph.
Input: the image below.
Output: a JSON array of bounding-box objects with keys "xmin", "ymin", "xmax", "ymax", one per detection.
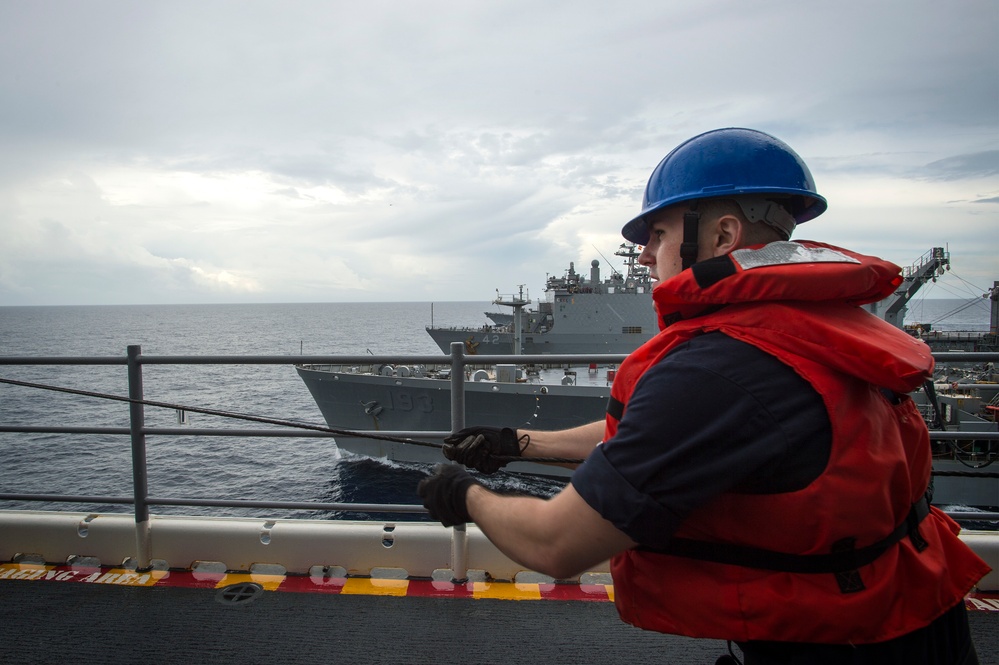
[
  {"xmin": 922, "ymin": 152, "xmax": 999, "ymax": 181},
  {"xmin": 0, "ymin": 0, "xmax": 996, "ymax": 305}
]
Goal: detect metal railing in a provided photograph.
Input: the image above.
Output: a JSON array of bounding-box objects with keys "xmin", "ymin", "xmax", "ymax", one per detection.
[
  {"xmin": 0, "ymin": 343, "xmax": 630, "ymax": 573},
  {"xmin": 2, "ymin": 345, "xmax": 997, "ymax": 532}
]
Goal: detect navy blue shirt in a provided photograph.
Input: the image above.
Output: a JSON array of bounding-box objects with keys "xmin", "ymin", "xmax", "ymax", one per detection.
[{"xmin": 571, "ymin": 332, "xmax": 832, "ymax": 549}]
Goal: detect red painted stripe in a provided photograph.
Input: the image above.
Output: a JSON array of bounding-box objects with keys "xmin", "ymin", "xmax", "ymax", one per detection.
[
  {"xmin": 278, "ymin": 574, "xmax": 346, "ymax": 594},
  {"xmin": 2, "ymin": 563, "xmax": 995, "ymax": 610},
  {"xmin": 404, "ymin": 578, "xmax": 475, "ymax": 598}
]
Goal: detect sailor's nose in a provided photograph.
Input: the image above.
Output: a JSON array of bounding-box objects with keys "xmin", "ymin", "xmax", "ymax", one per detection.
[{"xmin": 638, "ymin": 244, "xmax": 655, "ymax": 266}]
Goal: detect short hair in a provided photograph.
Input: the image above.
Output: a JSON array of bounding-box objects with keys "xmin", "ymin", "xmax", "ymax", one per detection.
[{"xmin": 700, "ymin": 198, "xmax": 791, "ymax": 243}]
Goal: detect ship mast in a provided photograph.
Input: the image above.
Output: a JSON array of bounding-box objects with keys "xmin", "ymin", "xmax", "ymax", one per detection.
[
  {"xmin": 615, "ymin": 243, "xmax": 640, "ymax": 277},
  {"xmin": 493, "ymin": 285, "xmax": 531, "ymax": 354},
  {"xmin": 613, "ymin": 243, "xmax": 651, "ymax": 292}
]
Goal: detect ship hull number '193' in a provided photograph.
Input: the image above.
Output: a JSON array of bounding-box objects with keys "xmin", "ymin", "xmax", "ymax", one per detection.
[{"xmin": 391, "ymin": 392, "xmax": 432, "ymax": 413}]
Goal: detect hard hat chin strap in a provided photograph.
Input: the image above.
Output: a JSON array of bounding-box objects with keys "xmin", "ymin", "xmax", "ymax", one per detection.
[{"xmin": 680, "ymin": 206, "xmax": 700, "ymax": 270}]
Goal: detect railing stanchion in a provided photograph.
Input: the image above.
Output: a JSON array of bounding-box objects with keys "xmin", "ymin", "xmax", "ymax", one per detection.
[
  {"xmin": 449, "ymin": 341, "xmax": 467, "ymax": 434},
  {"xmin": 127, "ymin": 345, "xmax": 152, "ymax": 570},
  {"xmin": 448, "ymin": 342, "xmax": 469, "ymax": 582}
]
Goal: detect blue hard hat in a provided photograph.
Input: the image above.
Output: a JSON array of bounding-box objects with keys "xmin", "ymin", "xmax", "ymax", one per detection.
[{"xmin": 622, "ymin": 128, "xmax": 827, "ymax": 245}]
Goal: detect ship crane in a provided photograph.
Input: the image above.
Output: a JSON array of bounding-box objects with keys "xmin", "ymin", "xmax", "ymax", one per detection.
[
  {"xmin": 988, "ymin": 281, "xmax": 999, "ymax": 336},
  {"xmin": 863, "ymin": 247, "xmax": 950, "ymax": 329}
]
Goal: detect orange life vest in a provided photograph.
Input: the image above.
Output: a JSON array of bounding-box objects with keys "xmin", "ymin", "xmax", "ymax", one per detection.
[{"xmin": 606, "ymin": 241, "xmax": 991, "ymax": 643}]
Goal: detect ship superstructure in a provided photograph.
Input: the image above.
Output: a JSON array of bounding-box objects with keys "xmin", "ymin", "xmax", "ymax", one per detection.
[{"xmin": 426, "ymin": 244, "xmax": 656, "ymax": 355}]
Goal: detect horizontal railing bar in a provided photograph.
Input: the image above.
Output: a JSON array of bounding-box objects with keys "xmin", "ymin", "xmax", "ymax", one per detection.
[
  {"xmin": 0, "ymin": 426, "xmax": 132, "ymax": 435},
  {"xmin": 141, "ymin": 353, "xmax": 628, "ymax": 365},
  {"xmin": 1, "ymin": 352, "xmax": 993, "ymax": 366},
  {"xmin": 145, "ymin": 428, "xmax": 447, "ymax": 439},
  {"xmin": 0, "ymin": 354, "xmax": 448, "ymax": 366},
  {"xmin": 947, "ymin": 512, "xmax": 999, "ymax": 521},
  {"xmin": 0, "ymin": 426, "xmax": 448, "ymax": 438},
  {"xmin": 146, "ymin": 427, "xmax": 333, "ymax": 437},
  {"xmin": 0, "ymin": 493, "xmax": 427, "ymax": 514},
  {"xmin": 0, "ymin": 493, "xmax": 134, "ymax": 504},
  {"xmin": 3, "ymin": 424, "xmax": 995, "ymax": 441},
  {"xmin": 0, "ymin": 491, "xmax": 988, "ymax": 520},
  {"xmin": 0, "ymin": 356, "xmax": 126, "ymax": 366},
  {"xmin": 147, "ymin": 497, "xmax": 428, "ymax": 513},
  {"xmin": 929, "ymin": 432, "xmax": 999, "ymax": 441},
  {"xmin": 141, "ymin": 354, "xmax": 451, "ymax": 365},
  {"xmin": 0, "ymin": 353, "xmax": 632, "ymax": 366},
  {"xmin": 932, "ymin": 352, "xmax": 999, "ymax": 362},
  {"xmin": 361, "ymin": 353, "xmax": 630, "ymax": 365},
  {"xmin": 0, "ymin": 426, "xmax": 331, "ymax": 437}
]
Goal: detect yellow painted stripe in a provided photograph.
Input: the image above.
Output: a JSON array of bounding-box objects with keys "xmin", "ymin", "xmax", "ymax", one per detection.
[
  {"xmin": 216, "ymin": 573, "xmax": 285, "ymax": 591},
  {"xmin": 340, "ymin": 578, "xmax": 410, "ymax": 596},
  {"xmin": 605, "ymin": 585, "xmax": 614, "ymax": 602},
  {"xmin": 472, "ymin": 581, "xmax": 542, "ymax": 600}
]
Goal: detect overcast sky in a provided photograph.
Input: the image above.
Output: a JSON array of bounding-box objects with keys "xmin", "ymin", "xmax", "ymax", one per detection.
[{"xmin": 1, "ymin": 0, "xmax": 996, "ymax": 306}]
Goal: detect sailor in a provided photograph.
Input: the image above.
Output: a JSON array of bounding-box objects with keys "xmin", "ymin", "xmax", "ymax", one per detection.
[{"xmin": 417, "ymin": 128, "xmax": 990, "ymax": 664}]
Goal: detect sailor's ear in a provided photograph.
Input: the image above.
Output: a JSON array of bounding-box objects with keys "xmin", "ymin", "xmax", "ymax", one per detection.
[{"xmin": 708, "ymin": 214, "xmax": 742, "ymax": 257}]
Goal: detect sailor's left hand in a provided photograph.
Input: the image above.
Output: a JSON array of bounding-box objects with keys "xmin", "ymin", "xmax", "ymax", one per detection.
[
  {"xmin": 417, "ymin": 464, "xmax": 481, "ymax": 526},
  {"xmin": 442, "ymin": 426, "xmax": 524, "ymax": 474}
]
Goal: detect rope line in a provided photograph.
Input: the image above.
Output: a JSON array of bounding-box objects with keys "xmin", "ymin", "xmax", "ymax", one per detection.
[
  {"xmin": 0, "ymin": 376, "xmax": 438, "ymax": 447},
  {"xmin": 0, "ymin": 376, "xmax": 585, "ymax": 465}
]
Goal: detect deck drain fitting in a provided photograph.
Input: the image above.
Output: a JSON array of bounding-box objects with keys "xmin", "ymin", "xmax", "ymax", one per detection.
[{"xmin": 215, "ymin": 582, "xmax": 265, "ymax": 606}]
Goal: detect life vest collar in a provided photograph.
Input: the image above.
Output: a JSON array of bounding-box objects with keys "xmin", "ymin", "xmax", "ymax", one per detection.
[{"xmin": 653, "ymin": 240, "xmax": 904, "ymax": 328}]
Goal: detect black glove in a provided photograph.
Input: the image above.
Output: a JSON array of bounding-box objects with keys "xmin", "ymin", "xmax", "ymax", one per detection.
[
  {"xmin": 417, "ymin": 464, "xmax": 481, "ymax": 526},
  {"xmin": 442, "ymin": 426, "xmax": 525, "ymax": 474}
]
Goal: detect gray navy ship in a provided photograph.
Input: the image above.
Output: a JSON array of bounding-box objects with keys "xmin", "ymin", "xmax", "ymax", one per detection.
[
  {"xmin": 296, "ymin": 246, "xmax": 998, "ymax": 505},
  {"xmin": 296, "ymin": 243, "xmax": 653, "ymax": 477},
  {"xmin": 425, "ymin": 243, "xmax": 656, "ymax": 356}
]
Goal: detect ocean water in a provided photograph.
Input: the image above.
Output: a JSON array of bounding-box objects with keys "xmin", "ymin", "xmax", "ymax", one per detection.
[
  {"xmin": 0, "ymin": 298, "xmax": 992, "ymax": 520},
  {"xmin": 0, "ymin": 301, "xmax": 567, "ymax": 519},
  {"xmin": 902, "ymin": 295, "xmax": 994, "ymax": 332}
]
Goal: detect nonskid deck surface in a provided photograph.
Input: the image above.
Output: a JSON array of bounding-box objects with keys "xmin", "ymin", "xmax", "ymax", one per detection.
[
  {"xmin": 2, "ymin": 572, "xmax": 996, "ymax": 665},
  {"xmin": 2, "ymin": 578, "xmax": 729, "ymax": 665}
]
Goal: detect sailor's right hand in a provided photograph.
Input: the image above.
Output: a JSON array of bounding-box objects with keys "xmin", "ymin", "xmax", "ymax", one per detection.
[
  {"xmin": 442, "ymin": 426, "xmax": 526, "ymax": 474},
  {"xmin": 417, "ymin": 464, "xmax": 480, "ymax": 526}
]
